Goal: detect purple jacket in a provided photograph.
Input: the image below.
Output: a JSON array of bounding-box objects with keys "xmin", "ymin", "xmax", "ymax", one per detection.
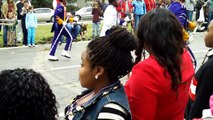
[{"xmin": 168, "ymin": 1, "xmax": 188, "ymax": 28}]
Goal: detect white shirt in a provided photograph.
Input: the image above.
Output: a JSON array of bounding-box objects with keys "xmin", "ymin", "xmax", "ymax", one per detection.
[
  {"xmin": 100, "ymin": 4, "xmax": 119, "ymax": 36},
  {"xmin": 184, "ymin": 0, "xmax": 195, "ymax": 11}
]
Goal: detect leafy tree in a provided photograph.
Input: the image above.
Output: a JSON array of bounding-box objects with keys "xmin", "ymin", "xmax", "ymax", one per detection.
[{"xmin": 31, "ymin": 0, "xmax": 53, "ymax": 8}]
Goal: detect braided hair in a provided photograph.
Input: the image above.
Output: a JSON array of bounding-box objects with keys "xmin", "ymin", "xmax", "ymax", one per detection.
[
  {"xmin": 135, "ymin": 8, "xmax": 185, "ymax": 90},
  {"xmin": 0, "ymin": 68, "xmax": 58, "ymax": 120},
  {"xmin": 87, "ymin": 26, "xmax": 137, "ymax": 82}
]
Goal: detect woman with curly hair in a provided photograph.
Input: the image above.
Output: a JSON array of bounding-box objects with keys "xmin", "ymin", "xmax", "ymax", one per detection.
[
  {"xmin": 125, "ymin": 8, "xmax": 195, "ymax": 120},
  {"xmin": 0, "ymin": 68, "xmax": 58, "ymax": 120},
  {"xmin": 65, "ymin": 26, "xmax": 137, "ymax": 120}
]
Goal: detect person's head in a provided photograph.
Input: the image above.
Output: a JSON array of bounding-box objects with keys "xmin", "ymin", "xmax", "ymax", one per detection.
[
  {"xmin": 28, "ymin": 5, "xmax": 33, "ymax": 12},
  {"xmin": 59, "ymin": 0, "xmax": 66, "ymax": 5},
  {"xmin": 20, "ymin": 0, "xmax": 25, "ymax": 3},
  {"xmin": 7, "ymin": 0, "xmax": 13, "ymax": 3},
  {"xmin": 93, "ymin": 2, "xmax": 99, "ymax": 8},
  {"xmin": 7, "ymin": 10, "xmax": 13, "ymax": 19},
  {"xmin": 109, "ymin": 0, "xmax": 118, "ymax": 7},
  {"xmin": 79, "ymin": 26, "xmax": 137, "ymax": 89},
  {"xmin": 0, "ymin": 68, "xmax": 58, "ymax": 120},
  {"xmin": 136, "ymin": 8, "xmax": 185, "ymax": 90},
  {"xmin": 204, "ymin": 20, "xmax": 213, "ymax": 48},
  {"xmin": 179, "ymin": 0, "xmax": 185, "ymax": 3},
  {"xmin": 23, "ymin": 1, "xmax": 29, "ymax": 8}
]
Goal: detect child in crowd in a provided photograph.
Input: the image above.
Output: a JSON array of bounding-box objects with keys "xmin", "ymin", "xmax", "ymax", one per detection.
[
  {"xmin": 188, "ymin": 20, "xmax": 213, "ymax": 119},
  {"xmin": 125, "ymin": 8, "xmax": 194, "ymax": 120},
  {"xmin": 0, "ymin": 68, "xmax": 58, "ymax": 120},
  {"xmin": 7, "ymin": 10, "xmax": 17, "ymax": 47},
  {"xmin": 80, "ymin": 23, "xmax": 88, "ymax": 40},
  {"xmin": 65, "ymin": 26, "xmax": 137, "ymax": 120},
  {"xmin": 92, "ymin": 2, "xmax": 102, "ymax": 38},
  {"xmin": 25, "ymin": 6, "xmax": 37, "ymax": 47}
]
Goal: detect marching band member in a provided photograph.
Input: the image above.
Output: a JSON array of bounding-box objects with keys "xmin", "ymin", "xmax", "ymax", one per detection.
[{"xmin": 48, "ymin": 0, "xmax": 74, "ymax": 61}]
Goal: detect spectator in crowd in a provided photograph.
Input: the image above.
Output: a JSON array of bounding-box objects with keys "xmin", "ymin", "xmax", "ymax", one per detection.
[
  {"xmin": 7, "ymin": 10, "xmax": 17, "ymax": 47},
  {"xmin": 100, "ymin": 0, "xmax": 128, "ymax": 36},
  {"xmin": 144, "ymin": 0, "xmax": 156, "ymax": 12},
  {"xmin": 206, "ymin": 0, "xmax": 213, "ymax": 25},
  {"xmin": 125, "ymin": 8, "xmax": 195, "ymax": 120},
  {"xmin": 68, "ymin": 11, "xmax": 81, "ymax": 41},
  {"xmin": 16, "ymin": 0, "xmax": 25, "ymax": 43},
  {"xmin": 80, "ymin": 23, "xmax": 88, "ymax": 40},
  {"xmin": 132, "ymin": 0, "xmax": 146, "ymax": 31},
  {"xmin": 0, "ymin": 68, "xmax": 58, "ymax": 120},
  {"xmin": 188, "ymin": 20, "xmax": 213, "ymax": 119},
  {"xmin": 92, "ymin": 2, "xmax": 102, "ymax": 38},
  {"xmin": 100, "ymin": 0, "xmax": 119, "ymax": 36},
  {"xmin": 1, "ymin": 0, "xmax": 17, "ymax": 47},
  {"xmin": 185, "ymin": 0, "xmax": 195, "ymax": 21},
  {"xmin": 195, "ymin": 0, "xmax": 205, "ymax": 20},
  {"xmin": 156, "ymin": 0, "xmax": 167, "ymax": 8},
  {"xmin": 48, "ymin": 0, "xmax": 75, "ymax": 61},
  {"xmin": 25, "ymin": 6, "xmax": 37, "ymax": 47},
  {"xmin": 20, "ymin": 1, "xmax": 29, "ymax": 46},
  {"xmin": 65, "ymin": 26, "xmax": 137, "ymax": 120},
  {"xmin": 116, "ymin": 0, "xmax": 133, "ymax": 19}
]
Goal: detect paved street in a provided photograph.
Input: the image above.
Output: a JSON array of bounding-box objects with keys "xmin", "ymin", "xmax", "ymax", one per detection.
[{"xmin": 0, "ymin": 31, "xmax": 208, "ymax": 119}]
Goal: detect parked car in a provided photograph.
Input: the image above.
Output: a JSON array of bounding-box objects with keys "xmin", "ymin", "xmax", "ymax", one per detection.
[
  {"xmin": 34, "ymin": 8, "xmax": 54, "ymax": 22},
  {"xmin": 75, "ymin": 6, "xmax": 93, "ymax": 20}
]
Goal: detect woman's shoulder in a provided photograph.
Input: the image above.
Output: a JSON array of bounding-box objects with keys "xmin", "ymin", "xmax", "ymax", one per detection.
[{"xmin": 97, "ymin": 102, "xmax": 130, "ymax": 120}]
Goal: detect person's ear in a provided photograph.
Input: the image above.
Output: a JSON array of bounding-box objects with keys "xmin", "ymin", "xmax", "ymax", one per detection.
[{"xmin": 94, "ymin": 66, "xmax": 104, "ymax": 79}]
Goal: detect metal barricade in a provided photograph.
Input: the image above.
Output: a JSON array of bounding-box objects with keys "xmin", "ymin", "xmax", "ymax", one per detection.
[{"xmin": 0, "ymin": 19, "xmax": 17, "ymax": 26}]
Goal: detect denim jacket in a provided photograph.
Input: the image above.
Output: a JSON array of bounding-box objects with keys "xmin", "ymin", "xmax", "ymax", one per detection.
[{"xmin": 65, "ymin": 81, "xmax": 131, "ymax": 120}]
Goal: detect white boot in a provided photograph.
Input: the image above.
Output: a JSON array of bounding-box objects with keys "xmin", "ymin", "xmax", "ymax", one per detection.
[
  {"xmin": 48, "ymin": 55, "xmax": 59, "ymax": 61},
  {"xmin": 61, "ymin": 50, "xmax": 71, "ymax": 58}
]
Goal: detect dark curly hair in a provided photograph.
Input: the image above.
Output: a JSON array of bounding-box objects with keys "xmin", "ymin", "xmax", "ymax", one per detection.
[
  {"xmin": 135, "ymin": 8, "xmax": 185, "ymax": 90},
  {"xmin": 0, "ymin": 68, "xmax": 58, "ymax": 120},
  {"xmin": 87, "ymin": 26, "xmax": 137, "ymax": 82}
]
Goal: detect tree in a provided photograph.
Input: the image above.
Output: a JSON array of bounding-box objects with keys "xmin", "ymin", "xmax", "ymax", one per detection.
[{"xmin": 31, "ymin": 0, "xmax": 53, "ymax": 8}]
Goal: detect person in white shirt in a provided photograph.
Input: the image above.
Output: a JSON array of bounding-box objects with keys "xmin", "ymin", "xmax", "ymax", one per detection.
[
  {"xmin": 185, "ymin": 0, "xmax": 195, "ymax": 21},
  {"xmin": 100, "ymin": 0, "xmax": 119, "ymax": 36}
]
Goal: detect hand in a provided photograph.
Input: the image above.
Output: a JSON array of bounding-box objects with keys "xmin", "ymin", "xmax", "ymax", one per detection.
[{"xmin": 62, "ymin": 21, "xmax": 67, "ymax": 26}]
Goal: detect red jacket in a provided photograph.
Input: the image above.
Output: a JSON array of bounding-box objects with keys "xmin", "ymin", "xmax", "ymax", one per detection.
[
  {"xmin": 116, "ymin": 0, "xmax": 133, "ymax": 18},
  {"xmin": 125, "ymin": 50, "xmax": 194, "ymax": 120},
  {"xmin": 144, "ymin": 0, "xmax": 156, "ymax": 12}
]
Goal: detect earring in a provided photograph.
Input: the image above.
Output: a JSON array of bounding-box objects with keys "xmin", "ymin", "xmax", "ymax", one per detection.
[{"xmin": 95, "ymin": 75, "xmax": 98, "ymax": 80}]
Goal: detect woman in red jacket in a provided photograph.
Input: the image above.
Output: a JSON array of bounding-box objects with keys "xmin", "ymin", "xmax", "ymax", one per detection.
[{"xmin": 125, "ymin": 8, "xmax": 195, "ymax": 120}]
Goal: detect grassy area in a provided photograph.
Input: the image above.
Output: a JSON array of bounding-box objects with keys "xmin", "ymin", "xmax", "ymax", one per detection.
[
  {"xmin": 0, "ymin": 23, "xmax": 133, "ymax": 47},
  {"xmin": 0, "ymin": 23, "xmax": 93, "ymax": 47}
]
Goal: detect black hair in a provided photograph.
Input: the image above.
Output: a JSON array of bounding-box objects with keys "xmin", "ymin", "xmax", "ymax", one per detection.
[
  {"xmin": 108, "ymin": 0, "xmax": 115, "ymax": 4},
  {"xmin": 24, "ymin": 0, "xmax": 28, "ymax": 3},
  {"xmin": 136, "ymin": 8, "xmax": 185, "ymax": 90},
  {"xmin": 87, "ymin": 26, "xmax": 137, "ymax": 82},
  {"xmin": 0, "ymin": 68, "xmax": 58, "ymax": 120},
  {"xmin": 59, "ymin": 0, "xmax": 63, "ymax": 2}
]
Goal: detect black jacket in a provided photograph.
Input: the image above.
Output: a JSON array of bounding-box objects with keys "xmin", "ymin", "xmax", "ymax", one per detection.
[{"xmin": 189, "ymin": 49, "xmax": 213, "ymax": 119}]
